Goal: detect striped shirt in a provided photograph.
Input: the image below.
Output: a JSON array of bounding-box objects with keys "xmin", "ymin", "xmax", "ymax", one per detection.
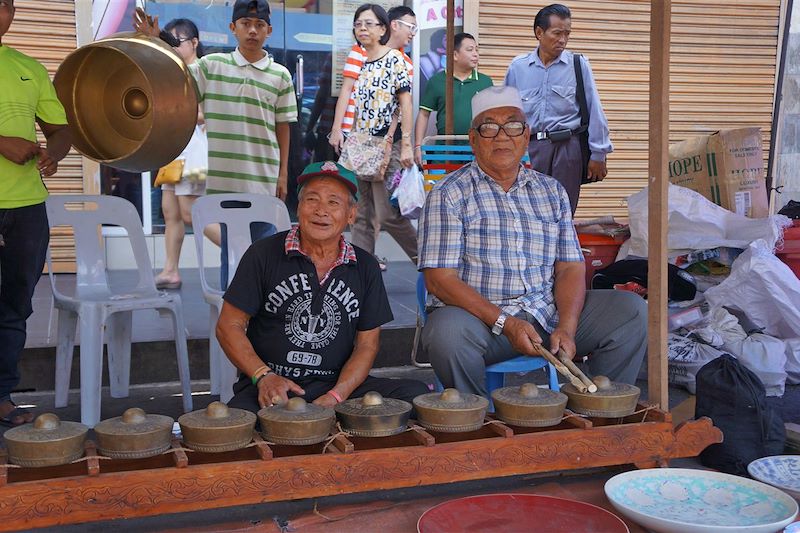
[
  {"xmin": 418, "ymin": 161, "xmax": 583, "ymax": 332},
  {"xmin": 341, "ymin": 44, "xmax": 413, "ymax": 133},
  {"xmin": 190, "ymin": 49, "xmax": 298, "ymax": 195}
]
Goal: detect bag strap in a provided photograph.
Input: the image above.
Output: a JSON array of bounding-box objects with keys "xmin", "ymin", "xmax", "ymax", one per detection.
[{"xmin": 573, "ymin": 53, "xmax": 589, "ymax": 130}]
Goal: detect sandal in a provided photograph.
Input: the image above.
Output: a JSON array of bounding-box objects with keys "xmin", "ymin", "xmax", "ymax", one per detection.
[{"xmin": 0, "ymin": 400, "xmax": 34, "ymax": 427}]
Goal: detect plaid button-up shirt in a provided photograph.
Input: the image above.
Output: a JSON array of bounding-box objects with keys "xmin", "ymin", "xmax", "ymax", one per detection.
[{"xmin": 418, "ymin": 161, "xmax": 583, "ymax": 333}]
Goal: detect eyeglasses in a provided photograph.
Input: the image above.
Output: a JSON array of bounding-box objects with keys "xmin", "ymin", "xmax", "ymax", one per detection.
[
  {"xmin": 395, "ymin": 19, "xmax": 418, "ymax": 35},
  {"xmin": 353, "ymin": 20, "xmax": 382, "ymax": 29},
  {"xmin": 474, "ymin": 121, "xmax": 527, "ymax": 139}
]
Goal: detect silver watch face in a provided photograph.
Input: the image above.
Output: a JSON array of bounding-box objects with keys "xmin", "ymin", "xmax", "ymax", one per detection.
[{"xmin": 492, "ymin": 313, "xmax": 507, "ymax": 335}]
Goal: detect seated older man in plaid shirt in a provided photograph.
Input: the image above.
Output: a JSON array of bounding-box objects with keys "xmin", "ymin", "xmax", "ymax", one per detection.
[{"xmin": 417, "ymin": 86, "xmax": 646, "ymax": 398}]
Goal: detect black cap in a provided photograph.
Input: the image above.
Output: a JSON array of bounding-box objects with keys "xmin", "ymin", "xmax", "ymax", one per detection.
[{"xmin": 232, "ymin": 0, "xmax": 271, "ymax": 24}]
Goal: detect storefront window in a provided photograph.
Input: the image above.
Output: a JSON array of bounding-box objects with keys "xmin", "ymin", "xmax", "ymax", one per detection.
[{"xmin": 86, "ymin": 0, "xmax": 423, "ymax": 230}]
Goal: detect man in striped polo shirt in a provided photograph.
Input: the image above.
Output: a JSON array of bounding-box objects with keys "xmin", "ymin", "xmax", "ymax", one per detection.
[
  {"xmin": 190, "ymin": 0, "xmax": 297, "ymax": 199},
  {"xmin": 135, "ymin": 1, "xmax": 296, "ymax": 286}
]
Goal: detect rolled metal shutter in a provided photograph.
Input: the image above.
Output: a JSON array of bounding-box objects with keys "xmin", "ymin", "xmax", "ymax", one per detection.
[
  {"xmin": 4, "ymin": 0, "xmax": 81, "ymax": 272},
  {"xmin": 478, "ymin": 0, "xmax": 781, "ymax": 218}
]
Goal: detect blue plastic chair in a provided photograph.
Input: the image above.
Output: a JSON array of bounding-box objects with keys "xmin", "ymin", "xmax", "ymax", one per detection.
[
  {"xmin": 414, "ymin": 273, "xmax": 559, "ymax": 410},
  {"xmin": 419, "ymin": 134, "xmax": 531, "ymax": 192}
]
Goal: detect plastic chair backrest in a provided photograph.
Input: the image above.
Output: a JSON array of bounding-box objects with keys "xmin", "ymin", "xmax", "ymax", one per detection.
[
  {"xmin": 420, "ymin": 134, "xmax": 531, "ymax": 192},
  {"xmin": 191, "ymin": 193, "xmax": 292, "ymax": 295},
  {"xmin": 45, "ymin": 195, "xmax": 156, "ymax": 299}
]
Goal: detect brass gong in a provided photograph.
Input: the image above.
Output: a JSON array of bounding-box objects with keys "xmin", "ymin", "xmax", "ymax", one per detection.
[
  {"xmin": 561, "ymin": 375, "xmax": 640, "ymax": 417},
  {"xmin": 94, "ymin": 408, "xmax": 174, "ymax": 459},
  {"xmin": 491, "ymin": 383, "xmax": 568, "ymax": 427},
  {"xmin": 413, "ymin": 388, "xmax": 489, "ymax": 433},
  {"xmin": 178, "ymin": 402, "xmax": 256, "ymax": 453},
  {"xmin": 54, "ymin": 32, "xmax": 198, "ymax": 171},
  {"xmin": 335, "ymin": 391, "xmax": 412, "ymax": 437},
  {"xmin": 258, "ymin": 397, "xmax": 334, "ymax": 446},
  {"xmin": 3, "ymin": 413, "xmax": 88, "ymax": 467}
]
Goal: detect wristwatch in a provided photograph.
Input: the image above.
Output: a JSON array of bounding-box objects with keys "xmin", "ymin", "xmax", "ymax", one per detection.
[{"xmin": 491, "ymin": 312, "xmax": 509, "ymax": 336}]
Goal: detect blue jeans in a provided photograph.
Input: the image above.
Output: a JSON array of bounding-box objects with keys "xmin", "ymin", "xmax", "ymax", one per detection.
[
  {"xmin": 219, "ymin": 216, "xmax": 277, "ymax": 290},
  {"xmin": 0, "ymin": 202, "xmax": 49, "ymax": 401}
]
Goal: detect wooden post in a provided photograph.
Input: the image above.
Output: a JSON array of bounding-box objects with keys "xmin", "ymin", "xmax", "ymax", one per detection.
[
  {"xmin": 445, "ymin": 0, "xmax": 455, "ymax": 136},
  {"xmin": 647, "ymin": 0, "xmax": 670, "ymax": 409}
]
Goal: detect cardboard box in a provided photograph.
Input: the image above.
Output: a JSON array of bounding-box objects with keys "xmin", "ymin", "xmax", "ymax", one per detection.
[{"xmin": 668, "ymin": 128, "xmax": 768, "ymax": 218}]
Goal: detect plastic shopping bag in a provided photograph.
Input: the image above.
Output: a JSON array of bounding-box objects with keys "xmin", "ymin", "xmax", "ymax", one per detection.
[
  {"xmin": 705, "ymin": 239, "xmax": 800, "ymax": 339},
  {"xmin": 626, "ymin": 184, "xmax": 791, "ymax": 259},
  {"xmin": 392, "ymin": 165, "xmax": 425, "ymax": 219}
]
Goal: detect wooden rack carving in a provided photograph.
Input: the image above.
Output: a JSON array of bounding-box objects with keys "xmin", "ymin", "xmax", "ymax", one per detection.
[{"xmin": 0, "ymin": 406, "xmax": 721, "ymax": 530}]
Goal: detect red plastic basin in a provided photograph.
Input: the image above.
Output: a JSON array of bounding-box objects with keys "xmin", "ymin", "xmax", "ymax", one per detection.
[
  {"xmin": 417, "ymin": 493, "xmax": 629, "ymax": 533},
  {"xmin": 578, "ymin": 233, "xmax": 625, "ymax": 288},
  {"xmin": 777, "ymin": 220, "xmax": 800, "ymax": 279}
]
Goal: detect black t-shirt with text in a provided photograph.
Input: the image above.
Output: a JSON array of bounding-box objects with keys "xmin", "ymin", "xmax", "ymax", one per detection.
[{"xmin": 223, "ymin": 231, "xmax": 393, "ymax": 385}]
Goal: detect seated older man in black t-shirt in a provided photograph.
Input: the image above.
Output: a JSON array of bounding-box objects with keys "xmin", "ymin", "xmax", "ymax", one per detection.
[{"xmin": 217, "ymin": 161, "xmax": 428, "ymax": 411}]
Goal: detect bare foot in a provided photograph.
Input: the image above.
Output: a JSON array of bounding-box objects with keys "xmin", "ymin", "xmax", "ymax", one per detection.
[
  {"xmin": 0, "ymin": 399, "xmax": 34, "ymax": 426},
  {"xmin": 155, "ymin": 272, "xmax": 182, "ymax": 290}
]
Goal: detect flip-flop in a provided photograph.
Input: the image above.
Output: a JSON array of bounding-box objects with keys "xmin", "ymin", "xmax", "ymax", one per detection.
[{"xmin": 0, "ymin": 401, "xmax": 34, "ymax": 427}]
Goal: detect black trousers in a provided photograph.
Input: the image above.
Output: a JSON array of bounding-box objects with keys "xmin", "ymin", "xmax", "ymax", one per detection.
[
  {"xmin": 0, "ymin": 202, "xmax": 49, "ymax": 402},
  {"xmin": 228, "ymin": 374, "xmax": 430, "ymax": 415}
]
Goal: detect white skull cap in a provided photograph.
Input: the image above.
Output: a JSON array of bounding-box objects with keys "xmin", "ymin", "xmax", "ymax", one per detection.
[{"xmin": 471, "ymin": 85, "xmax": 524, "ymax": 121}]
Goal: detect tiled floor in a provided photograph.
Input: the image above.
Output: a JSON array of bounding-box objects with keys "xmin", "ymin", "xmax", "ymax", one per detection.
[{"xmin": 26, "ymin": 261, "xmax": 420, "ymax": 348}]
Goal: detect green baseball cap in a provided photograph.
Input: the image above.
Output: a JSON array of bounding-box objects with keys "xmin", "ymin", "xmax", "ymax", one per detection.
[{"xmin": 297, "ymin": 161, "xmax": 359, "ymax": 201}]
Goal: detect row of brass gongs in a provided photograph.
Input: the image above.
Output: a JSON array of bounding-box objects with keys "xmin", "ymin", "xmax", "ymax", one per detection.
[{"xmin": 4, "ymin": 378, "xmax": 639, "ymax": 468}]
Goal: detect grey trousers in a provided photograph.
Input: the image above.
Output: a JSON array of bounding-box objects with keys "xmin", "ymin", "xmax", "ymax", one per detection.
[
  {"xmin": 421, "ymin": 290, "xmax": 647, "ymax": 398},
  {"xmin": 351, "ymin": 143, "xmax": 418, "ymax": 262},
  {"xmin": 529, "ymin": 135, "xmax": 582, "ymax": 215}
]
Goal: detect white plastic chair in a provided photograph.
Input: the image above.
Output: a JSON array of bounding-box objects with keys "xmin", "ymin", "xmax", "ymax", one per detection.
[
  {"xmin": 45, "ymin": 195, "xmax": 193, "ymax": 428},
  {"xmin": 191, "ymin": 194, "xmax": 292, "ymax": 403}
]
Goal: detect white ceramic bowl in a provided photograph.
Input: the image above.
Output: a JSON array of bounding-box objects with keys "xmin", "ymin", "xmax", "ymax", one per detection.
[
  {"xmin": 748, "ymin": 455, "xmax": 800, "ymax": 500},
  {"xmin": 604, "ymin": 468, "xmax": 798, "ymax": 533}
]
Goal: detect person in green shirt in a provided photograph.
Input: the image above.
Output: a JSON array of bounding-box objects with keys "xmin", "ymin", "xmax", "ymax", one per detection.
[
  {"xmin": 0, "ymin": 0, "xmax": 71, "ymax": 426},
  {"xmin": 413, "ymin": 32, "xmax": 493, "ymax": 166}
]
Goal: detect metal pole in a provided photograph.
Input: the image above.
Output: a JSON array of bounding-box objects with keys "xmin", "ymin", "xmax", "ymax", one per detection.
[{"xmin": 445, "ymin": 0, "xmax": 455, "ymax": 136}]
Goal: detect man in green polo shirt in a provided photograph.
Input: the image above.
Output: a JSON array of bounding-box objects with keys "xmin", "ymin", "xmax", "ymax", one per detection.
[
  {"xmin": 413, "ymin": 32, "xmax": 493, "ymax": 166},
  {"xmin": 0, "ymin": 0, "xmax": 71, "ymax": 426}
]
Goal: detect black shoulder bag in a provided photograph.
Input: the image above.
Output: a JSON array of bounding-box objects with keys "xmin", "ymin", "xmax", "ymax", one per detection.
[{"xmin": 573, "ymin": 54, "xmax": 592, "ymax": 184}]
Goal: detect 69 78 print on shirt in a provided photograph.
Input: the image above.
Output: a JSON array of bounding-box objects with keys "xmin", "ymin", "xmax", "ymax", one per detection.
[{"xmin": 223, "ymin": 231, "xmax": 393, "ymax": 384}]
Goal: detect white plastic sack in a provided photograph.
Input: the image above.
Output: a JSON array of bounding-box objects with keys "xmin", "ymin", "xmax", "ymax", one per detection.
[
  {"xmin": 667, "ymin": 333, "xmax": 725, "ymax": 394},
  {"xmin": 784, "ymin": 338, "xmax": 800, "ymax": 385},
  {"xmin": 699, "ymin": 307, "xmax": 788, "ymax": 396},
  {"xmin": 690, "ymin": 307, "xmax": 743, "ymax": 347},
  {"xmin": 626, "ymin": 184, "xmax": 791, "ymax": 258},
  {"xmin": 392, "ymin": 165, "xmax": 425, "ymax": 219},
  {"xmin": 722, "ymin": 333, "xmax": 787, "ymax": 397},
  {"xmin": 705, "ymin": 239, "xmax": 800, "ymax": 339}
]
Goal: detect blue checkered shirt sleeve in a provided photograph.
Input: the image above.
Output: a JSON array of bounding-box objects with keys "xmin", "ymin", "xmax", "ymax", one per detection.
[
  {"xmin": 555, "ymin": 185, "xmax": 584, "ymax": 262},
  {"xmin": 418, "ymin": 183, "xmax": 463, "ymax": 270}
]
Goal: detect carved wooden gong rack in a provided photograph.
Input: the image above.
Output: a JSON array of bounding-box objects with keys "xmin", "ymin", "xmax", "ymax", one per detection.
[{"xmin": 0, "ymin": 404, "xmax": 721, "ymax": 530}]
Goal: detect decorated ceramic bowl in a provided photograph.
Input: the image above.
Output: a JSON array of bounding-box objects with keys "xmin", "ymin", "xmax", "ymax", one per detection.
[
  {"xmin": 604, "ymin": 468, "xmax": 798, "ymax": 533},
  {"xmin": 747, "ymin": 455, "xmax": 800, "ymax": 499}
]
